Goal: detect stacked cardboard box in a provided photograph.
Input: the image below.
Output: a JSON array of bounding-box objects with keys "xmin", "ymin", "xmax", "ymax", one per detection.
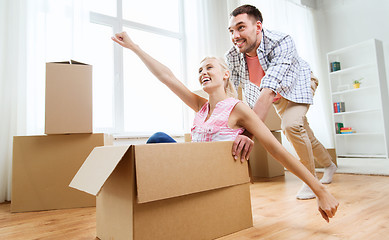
[
  {"xmin": 11, "ymin": 60, "xmax": 113, "ymax": 212},
  {"xmin": 249, "ymin": 106, "xmax": 285, "ymax": 179},
  {"xmin": 45, "ymin": 60, "xmax": 93, "ymax": 134},
  {"xmin": 193, "ymin": 88, "xmax": 285, "ymax": 179}
]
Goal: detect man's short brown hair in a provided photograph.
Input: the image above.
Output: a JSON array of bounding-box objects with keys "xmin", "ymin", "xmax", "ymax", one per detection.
[{"xmin": 230, "ymin": 4, "xmax": 263, "ymax": 23}]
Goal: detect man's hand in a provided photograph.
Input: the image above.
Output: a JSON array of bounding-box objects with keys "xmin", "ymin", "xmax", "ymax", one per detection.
[{"xmin": 232, "ymin": 135, "xmax": 254, "ymax": 162}]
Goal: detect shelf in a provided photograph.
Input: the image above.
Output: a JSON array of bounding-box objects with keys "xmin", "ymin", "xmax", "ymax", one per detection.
[
  {"xmin": 337, "ymin": 154, "xmax": 387, "ymax": 159},
  {"xmin": 335, "ymin": 132, "xmax": 384, "ymax": 137},
  {"xmin": 332, "ymin": 85, "xmax": 378, "ymax": 95},
  {"xmin": 328, "ymin": 39, "xmax": 389, "ymax": 164},
  {"xmin": 329, "ymin": 63, "xmax": 374, "ymax": 76},
  {"xmin": 327, "ymin": 39, "xmax": 374, "ymax": 56},
  {"xmin": 333, "ymin": 108, "xmax": 380, "ymax": 116}
]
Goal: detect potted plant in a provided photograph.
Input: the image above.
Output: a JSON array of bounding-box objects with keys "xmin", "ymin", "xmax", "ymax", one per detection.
[{"xmin": 353, "ymin": 78, "xmax": 363, "ymax": 88}]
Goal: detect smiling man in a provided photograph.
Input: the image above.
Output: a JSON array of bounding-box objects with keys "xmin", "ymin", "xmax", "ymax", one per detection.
[{"xmin": 225, "ymin": 4, "xmax": 337, "ymax": 200}]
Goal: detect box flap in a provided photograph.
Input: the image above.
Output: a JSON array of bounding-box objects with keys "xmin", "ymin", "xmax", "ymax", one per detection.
[
  {"xmin": 135, "ymin": 141, "xmax": 250, "ymax": 203},
  {"xmin": 47, "ymin": 60, "xmax": 90, "ymax": 65},
  {"xmin": 69, "ymin": 145, "xmax": 131, "ymax": 196},
  {"xmin": 70, "ymin": 59, "xmax": 89, "ymax": 65}
]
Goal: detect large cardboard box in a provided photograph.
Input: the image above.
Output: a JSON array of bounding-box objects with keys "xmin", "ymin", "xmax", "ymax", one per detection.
[
  {"xmin": 70, "ymin": 141, "xmax": 253, "ymax": 240},
  {"xmin": 11, "ymin": 133, "xmax": 113, "ymax": 213},
  {"xmin": 249, "ymin": 131, "xmax": 285, "ymax": 179},
  {"xmin": 45, "ymin": 60, "xmax": 92, "ymax": 134}
]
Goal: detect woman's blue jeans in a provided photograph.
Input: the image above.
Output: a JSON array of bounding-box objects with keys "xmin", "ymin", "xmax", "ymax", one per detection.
[{"xmin": 146, "ymin": 132, "xmax": 177, "ymax": 144}]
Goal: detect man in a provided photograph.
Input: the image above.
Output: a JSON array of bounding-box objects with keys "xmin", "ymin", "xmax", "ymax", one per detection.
[{"xmin": 226, "ymin": 4, "xmax": 337, "ymax": 200}]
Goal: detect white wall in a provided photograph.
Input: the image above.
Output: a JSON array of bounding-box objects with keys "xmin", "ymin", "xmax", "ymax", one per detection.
[{"xmin": 312, "ymin": 0, "xmax": 389, "ymax": 148}]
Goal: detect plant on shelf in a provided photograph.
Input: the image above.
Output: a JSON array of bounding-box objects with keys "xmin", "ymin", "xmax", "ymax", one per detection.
[{"xmin": 352, "ymin": 78, "xmax": 363, "ymax": 89}]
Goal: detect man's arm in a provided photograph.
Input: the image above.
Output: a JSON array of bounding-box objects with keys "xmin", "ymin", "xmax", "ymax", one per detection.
[{"xmin": 252, "ymin": 88, "xmax": 276, "ymax": 121}]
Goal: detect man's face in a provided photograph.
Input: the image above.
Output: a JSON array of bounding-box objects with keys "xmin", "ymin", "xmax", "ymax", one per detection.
[{"xmin": 228, "ymin": 13, "xmax": 262, "ymax": 56}]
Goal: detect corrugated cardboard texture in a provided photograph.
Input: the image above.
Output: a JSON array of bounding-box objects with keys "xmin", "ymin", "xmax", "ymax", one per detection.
[
  {"xmin": 265, "ymin": 105, "xmax": 282, "ymax": 131},
  {"xmin": 133, "ymin": 183, "xmax": 252, "ymax": 240},
  {"xmin": 237, "ymin": 85, "xmax": 281, "ymax": 131},
  {"xmin": 11, "ymin": 133, "xmax": 111, "ymax": 212},
  {"xmin": 249, "ymin": 131, "xmax": 285, "ymax": 178},
  {"xmin": 135, "ymin": 141, "xmax": 250, "ymax": 203},
  {"xmin": 97, "ymin": 148, "xmax": 134, "ymax": 240},
  {"xmin": 69, "ymin": 145, "xmax": 130, "ymax": 196},
  {"xmin": 45, "ymin": 61, "xmax": 92, "ymax": 134},
  {"xmin": 71, "ymin": 141, "xmax": 253, "ymax": 240}
]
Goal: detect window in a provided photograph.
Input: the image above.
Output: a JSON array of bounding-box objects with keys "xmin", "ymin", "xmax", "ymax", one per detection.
[{"xmin": 87, "ymin": 0, "xmax": 186, "ymax": 136}]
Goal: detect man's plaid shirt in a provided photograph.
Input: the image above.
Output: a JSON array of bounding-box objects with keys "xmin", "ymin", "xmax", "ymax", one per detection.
[{"xmin": 225, "ymin": 28, "xmax": 313, "ymax": 108}]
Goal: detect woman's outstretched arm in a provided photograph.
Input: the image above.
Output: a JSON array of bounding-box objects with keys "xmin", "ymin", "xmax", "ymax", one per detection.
[
  {"xmin": 233, "ymin": 102, "xmax": 339, "ymax": 223},
  {"xmin": 112, "ymin": 32, "xmax": 206, "ymax": 112}
]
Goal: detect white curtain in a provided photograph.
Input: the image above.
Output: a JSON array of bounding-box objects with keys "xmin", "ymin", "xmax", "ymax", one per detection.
[
  {"xmin": 0, "ymin": 0, "xmax": 28, "ymax": 203},
  {"xmin": 184, "ymin": 0, "xmax": 241, "ymax": 91},
  {"xmin": 0, "ymin": 0, "xmax": 89, "ymax": 203}
]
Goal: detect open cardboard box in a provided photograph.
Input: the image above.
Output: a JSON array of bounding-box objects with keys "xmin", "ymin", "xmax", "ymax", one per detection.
[{"xmin": 70, "ymin": 141, "xmax": 253, "ymax": 240}]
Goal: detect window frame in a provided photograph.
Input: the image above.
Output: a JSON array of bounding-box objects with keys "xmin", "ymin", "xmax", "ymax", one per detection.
[{"xmin": 89, "ymin": 0, "xmax": 188, "ymax": 136}]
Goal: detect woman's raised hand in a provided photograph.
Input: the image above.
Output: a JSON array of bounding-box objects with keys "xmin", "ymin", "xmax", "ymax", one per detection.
[{"xmin": 111, "ymin": 31, "xmax": 137, "ymax": 50}]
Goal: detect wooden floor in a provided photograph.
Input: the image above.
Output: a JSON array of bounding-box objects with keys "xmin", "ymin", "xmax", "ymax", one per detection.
[{"xmin": 1, "ymin": 172, "xmax": 389, "ymax": 240}]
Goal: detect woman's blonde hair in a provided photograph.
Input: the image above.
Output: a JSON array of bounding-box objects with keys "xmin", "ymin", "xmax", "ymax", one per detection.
[{"xmin": 200, "ymin": 56, "xmax": 238, "ymax": 99}]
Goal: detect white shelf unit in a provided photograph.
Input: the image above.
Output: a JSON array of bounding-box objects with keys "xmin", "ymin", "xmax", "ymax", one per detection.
[{"xmin": 327, "ymin": 39, "xmax": 389, "ymax": 159}]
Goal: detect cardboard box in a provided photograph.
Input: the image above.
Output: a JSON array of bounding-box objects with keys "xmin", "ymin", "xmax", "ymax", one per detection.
[
  {"xmin": 70, "ymin": 141, "xmax": 253, "ymax": 240},
  {"xmin": 236, "ymin": 85, "xmax": 281, "ymax": 131},
  {"xmin": 11, "ymin": 133, "xmax": 113, "ymax": 213},
  {"xmin": 193, "ymin": 88, "xmax": 281, "ymax": 131},
  {"xmin": 184, "ymin": 132, "xmax": 192, "ymax": 142},
  {"xmin": 45, "ymin": 60, "xmax": 92, "ymax": 134},
  {"xmin": 249, "ymin": 131, "xmax": 285, "ymax": 179},
  {"xmin": 315, "ymin": 148, "xmax": 338, "ymax": 168},
  {"xmin": 264, "ymin": 105, "xmax": 281, "ymax": 131}
]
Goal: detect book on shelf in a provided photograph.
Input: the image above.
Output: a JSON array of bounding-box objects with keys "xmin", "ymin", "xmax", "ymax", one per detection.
[
  {"xmin": 339, "ymin": 127, "xmax": 355, "ymax": 134},
  {"xmin": 340, "ymin": 131, "xmax": 356, "ymax": 134},
  {"xmin": 335, "ymin": 122, "xmax": 344, "ymax": 134},
  {"xmin": 340, "ymin": 130, "xmax": 353, "ymax": 133},
  {"xmin": 333, "ymin": 102, "xmax": 346, "ymax": 113},
  {"xmin": 339, "ymin": 102, "xmax": 345, "ymax": 112},
  {"xmin": 330, "ymin": 61, "xmax": 341, "ymax": 72}
]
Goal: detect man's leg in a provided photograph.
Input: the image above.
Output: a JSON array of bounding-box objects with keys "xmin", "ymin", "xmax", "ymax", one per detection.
[
  {"xmin": 303, "ymin": 116, "xmax": 337, "ymax": 184},
  {"xmin": 276, "ymin": 100, "xmax": 316, "ymax": 175},
  {"xmin": 309, "ymin": 74, "xmax": 337, "ymax": 184},
  {"xmin": 274, "ymin": 98, "xmax": 316, "ymax": 199}
]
